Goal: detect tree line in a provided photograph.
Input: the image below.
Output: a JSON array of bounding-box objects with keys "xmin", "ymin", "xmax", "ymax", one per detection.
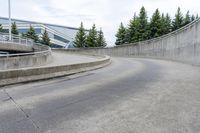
[
  {"xmin": 116, "ymin": 7, "xmax": 199, "ymax": 45},
  {"xmin": 0, "ymin": 22, "xmax": 51, "ymax": 46},
  {"xmin": 74, "ymin": 22, "xmax": 107, "ymax": 48}
]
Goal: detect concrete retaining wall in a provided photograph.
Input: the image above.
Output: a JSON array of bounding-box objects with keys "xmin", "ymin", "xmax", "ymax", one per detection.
[
  {"xmin": 0, "ymin": 44, "xmax": 52, "ymax": 70},
  {"xmin": 0, "ymin": 55, "xmax": 110, "ymax": 86},
  {"xmin": 65, "ymin": 19, "xmax": 200, "ymax": 66},
  {"xmin": 0, "ymin": 42, "xmax": 33, "ymax": 52}
]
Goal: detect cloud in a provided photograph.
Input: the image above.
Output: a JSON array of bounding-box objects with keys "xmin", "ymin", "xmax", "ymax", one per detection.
[{"xmin": 0, "ymin": 0, "xmax": 199, "ymax": 46}]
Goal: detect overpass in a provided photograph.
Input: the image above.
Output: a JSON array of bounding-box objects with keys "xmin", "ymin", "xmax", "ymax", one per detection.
[{"xmin": 0, "ymin": 19, "xmax": 200, "ymax": 133}]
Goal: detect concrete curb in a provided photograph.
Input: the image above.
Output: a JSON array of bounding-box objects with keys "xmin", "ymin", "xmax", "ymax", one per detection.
[{"xmin": 0, "ymin": 54, "xmax": 111, "ymax": 87}]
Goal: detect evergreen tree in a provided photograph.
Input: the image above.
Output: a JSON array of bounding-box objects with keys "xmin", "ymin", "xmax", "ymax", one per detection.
[
  {"xmin": 183, "ymin": 11, "xmax": 191, "ymax": 26},
  {"xmin": 97, "ymin": 28, "xmax": 107, "ymax": 47},
  {"xmin": 165, "ymin": 14, "xmax": 172, "ymax": 33},
  {"xmin": 137, "ymin": 6, "xmax": 149, "ymax": 41},
  {"xmin": 11, "ymin": 22, "xmax": 19, "ymax": 35},
  {"xmin": 160, "ymin": 13, "xmax": 166, "ymax": 35},
  {"xmin": 161, "ymin": 13, "xmax": 172, "ymax": 35},
  {"xmin": 74, "ymin": 22, "xmax": 87, "ymax": 48},
  {"xmin": 172, "ymin": 7, "xmax": 184, "ymax": 31},
  {"xmin": 26, "ymin": 26, "xmax": 39, "ymax": 42},
  {"xmin": 196, "ymin": 14, "xmax": 199, "ymax": 19},
  {"xmin": 115, "ymin": 6, "xmax": 197, "ymax": 45},
  {"xmin": 86, "ymin": 24, "xmax": 98, "ymax": 47},
  {"xmin": 191, "ymin": 15, "xmax": 195, "ymax": 21},
  {"xmin": 41, "ymin": 29, "xmax": 50, "ymax": 46},
  {"xmin": 115, "ymin": 22, "xmax": 126, "ymax": 45},
  {"xmin": 149, "ymin": 9, "xmax": 162, "ymax": 38},
  {"xmin": 21, "ymin": 33, "xmax": 26, "ymax": 38},
  {"xmin": 124, "ymin": 28, "xmax": 131, "ymax": 44},
  {"xmin": 126, "ymin": 13, "xmax": 140, "ymax": 43},
  {"xmin": 0, "ymin": 24, "xmax": 3, "ymax": 32},
  {"xmin": 124, "ymin": 21, "xmax": 132, "ymax": 44}
]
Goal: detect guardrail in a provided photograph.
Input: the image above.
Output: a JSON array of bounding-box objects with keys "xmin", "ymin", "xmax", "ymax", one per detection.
[
  {"xmin": 0, "ymin": 43, "xmax": 52, "ymax": 70},
  {"xmin": 0, "ymin": 32, "xmax": 33, "ymax": 46},
  {"xmin": 0, "ymin": 43, "xmax": 51, "ymax": 58},
  {"xmin": 0, "ymin": 31, "xmax": 52, "ymax": 69},
  {"xmin": 0, "ymin": 51, "xmax": 9, "ymax": 57}
]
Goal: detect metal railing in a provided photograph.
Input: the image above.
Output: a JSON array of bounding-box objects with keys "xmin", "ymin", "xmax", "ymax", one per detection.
[
  {"xmin": 0, "ymin": 32, "xmax": 51, "ymax": 58},
  {"xmin": 0, "ymin": 51, "xmax": 9, "ymax": 57},
  {"xmin": 0, "ymin": 43, "xmax": 51, "ymax": 58},
  {"xmin": 0, "ymin": 32, "xmax": 33, "ymax": 46}
]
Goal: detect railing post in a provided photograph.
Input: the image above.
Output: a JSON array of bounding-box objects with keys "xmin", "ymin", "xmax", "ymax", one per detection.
[
  {"xmin": 19, "ymin": 36, "xmax": 21, "ymax": 44},
  {"xmin": 8, "ymin": 0, "xmax": 12, "ymax": 41}
]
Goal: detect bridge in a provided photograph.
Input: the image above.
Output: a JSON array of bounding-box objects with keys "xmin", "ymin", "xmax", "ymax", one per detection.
[{"xmin": 0, "ymin": 19, "xmax": 200, "ymax": 133}]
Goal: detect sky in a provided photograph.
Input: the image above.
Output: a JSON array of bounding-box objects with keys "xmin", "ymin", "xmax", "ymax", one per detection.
[{"xmin": 0, "ymin": 0, "xmax": 200, "ymax": 46}]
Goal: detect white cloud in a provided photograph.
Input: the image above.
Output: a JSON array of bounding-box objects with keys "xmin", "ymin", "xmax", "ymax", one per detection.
[{"xmin": 0, "ymin": 0, "xmax": 199, "ymax": 46}]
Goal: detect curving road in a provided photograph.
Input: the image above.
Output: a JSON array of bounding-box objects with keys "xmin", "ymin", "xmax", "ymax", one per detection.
[{"xmin": 0, "ymin": 57, "xmax": 200, "ymax": 133}]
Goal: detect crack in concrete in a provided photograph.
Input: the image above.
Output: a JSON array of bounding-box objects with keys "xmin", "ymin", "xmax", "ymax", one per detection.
[
  {"xmin": 3, "ymin": 88, "xmax": 40, "ymax": 130},
  {"xmin": 21, "ymin": 72, "xmax": 95, "ymax": 89}
]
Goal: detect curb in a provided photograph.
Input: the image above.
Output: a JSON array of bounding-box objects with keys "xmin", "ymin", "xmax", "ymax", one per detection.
[{"xmin": 0, "ymin": 55, "xmax": 111, "ymax": 87}]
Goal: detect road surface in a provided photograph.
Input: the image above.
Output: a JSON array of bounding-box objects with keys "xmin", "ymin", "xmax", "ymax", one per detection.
[{"xmin": 0, "ymin": 57, "xmax": 200, "ymax": 133}]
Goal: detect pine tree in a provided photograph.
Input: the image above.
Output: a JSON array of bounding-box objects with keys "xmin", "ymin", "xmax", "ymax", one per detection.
[
  {"xmin": 126, "ymin": 13, "xmax": 140, "ymax": 43},
  {"xmin": 172, "ymin": 7, "xmax": 184, "ymax": 31},
  {"xmin": 115, "ymin": 22, "xmax": 126, "ymax": 45},
  {"xmin": 196, "ymin": 14, "xmax": 199, "ymax": 19},
  {"xmin": 124, "ymin": 28, "xmax": 131, "ymax": 44},
  {"xmin": 164, "ymin": 14, "xmax": 172, "ymax": 34},
  {"xmin": 74, "ymin": 22, "xmax": 87, "ymax": 48},
  {"xmin": 183, "ymin": 11, "xmax": 191, "ymax": 26},
  {"xmin": 0, "ymin": 24, "xmax": 3, "ymax": 32},
  {"xmin": 160, "ymin": 13, "xmax": 166, "ymax": 35},
  {"xmin": 41, "ymin": 29, "xmax": 50, "ymax": 46},
  {"xmin": 191, "ymin": 15, "xmax": 195, "ymax": 21},
  {"xmin": 137, "ymin": 6, "xmax": 149, "ymax": 41},
  {"xmin": 26, "ymin": 26, "xmax": 39, "ymax": 42},
  {"xmin": 11, "ymin": 22, "xmax": 19, "ymax": 35},
  {"xmin": 115, "ymin": 6, "xmax": 196, "ymax": 45},
  {"xmin": 97, "ymin": 28, "xmax": 107, "ymax": 47},
  {"xmin": 21, "ymin": 33, "xmax": 27, "ymax": 38},
  {"xmin": 149, "ymin": 9, "xmax": 162, "ymax": 38},
  {"xmin": 86, "ymin": 24, "xmax": 98, "ymax": 47},
  {"xmin": 160, "ymin": 13, "xmax": 172, "ymax": 35}
]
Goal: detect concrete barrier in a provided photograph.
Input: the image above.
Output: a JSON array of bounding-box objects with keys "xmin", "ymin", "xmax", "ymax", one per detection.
[
  {"xmin": 0, "ymin": 44, "xmax": 52, "ymax": 70},
  {"xmin": 0, "ymin": 54, "xmax": 111, "ymax": 87},
  {"xmin": 0, "ymin": 42, "xmax": 33, "ymax": 52},
  {"xmin": 65, "ymin": 19, "xmax": 200, "ymax": 66}
]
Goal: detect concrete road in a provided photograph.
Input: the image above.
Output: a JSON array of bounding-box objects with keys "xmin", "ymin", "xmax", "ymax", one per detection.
[{"xmin": 0, "ymin": 58, "xmax": 200, "ymax": 133}]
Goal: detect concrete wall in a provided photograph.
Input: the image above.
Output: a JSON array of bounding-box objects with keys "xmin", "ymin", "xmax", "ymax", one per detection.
[
  {"xmin": 0, "ymin": 42, "xmax": 33, "ymax": 53},
  {"xmin": 0, "ymin": 44, "xmax": 52, "ymax": 70},
  {"xmin": 65, "ymin": 19, "xmax": 200, "ymax": 66},
  {"xmin": 0, "ymin": 55, "xmax": 110, "ymax": 86}
]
